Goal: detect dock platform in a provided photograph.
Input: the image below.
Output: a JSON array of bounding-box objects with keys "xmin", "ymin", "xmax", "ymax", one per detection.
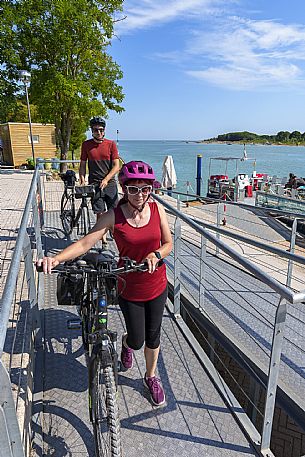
[{"xmin": 2, "ymin": 171, "xmax": 305, "ymax": 456}]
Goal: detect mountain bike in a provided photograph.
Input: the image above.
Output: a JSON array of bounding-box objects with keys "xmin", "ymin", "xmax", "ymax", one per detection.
[
  {"xmin": 60, "ymin": 170, "xmax": 94, "ymax": 236},
  {"xmin": 38, "ymin": 251, "xmax": 147, "ymax": 457}
]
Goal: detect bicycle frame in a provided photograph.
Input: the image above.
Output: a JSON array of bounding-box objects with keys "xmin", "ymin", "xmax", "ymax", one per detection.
[
  {"xmin": 37, "ymin": 254, "xmax": 147, "ymax": 457},
  {"xmin": 83, "ymin": 266, "xmax": 120, "ymax": 392},
  {"xmin": 74, "ymin": 196, "xmax": 92, "ymax": 235},
  {"xmin": 61, "ymin": 184, "xmax": 93, "ymax": 235}
]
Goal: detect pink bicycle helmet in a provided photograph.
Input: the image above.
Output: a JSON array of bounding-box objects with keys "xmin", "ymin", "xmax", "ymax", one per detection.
[{"xmin": 119, "ymin": 161, "xmax": 156, "ymax": 185}]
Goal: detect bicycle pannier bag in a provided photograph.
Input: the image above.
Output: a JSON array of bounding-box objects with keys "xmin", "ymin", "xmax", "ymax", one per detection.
[
  {"xmin": 75, "ymin": 185, "xmax": 95, "ymax": 199},
  {"xmin": 57, "ymin": 273, "xmax": 84, "ymax": 306}
]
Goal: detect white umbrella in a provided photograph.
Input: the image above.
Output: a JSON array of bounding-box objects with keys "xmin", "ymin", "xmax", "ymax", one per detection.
[{"xmin": 161, "ymin": 155, "xmax": 177, "ymax": 189}]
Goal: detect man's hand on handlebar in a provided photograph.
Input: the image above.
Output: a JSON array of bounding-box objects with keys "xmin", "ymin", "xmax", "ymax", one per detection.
[{"xmin": 36, "ymin": 257, "xmax": 60, "ymax": 274}]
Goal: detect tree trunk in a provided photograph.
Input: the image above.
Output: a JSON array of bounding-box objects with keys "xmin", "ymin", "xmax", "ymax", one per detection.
[{"xmin": 56, "ymin": 114, "xmax": 72, "ymax": 173}]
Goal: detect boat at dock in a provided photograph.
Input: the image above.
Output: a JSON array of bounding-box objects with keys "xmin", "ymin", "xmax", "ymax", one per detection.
[
  {"xmin": 206, "ymin": 152, "xmax": 267, "ymax": 202},
  {"xmin": 205, "ymin": 146, "xmax": 305, "ymax": 213}
]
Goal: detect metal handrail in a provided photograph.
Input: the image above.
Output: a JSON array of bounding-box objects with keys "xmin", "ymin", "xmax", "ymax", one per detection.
[
  {"xmin": 153, "ymin": 193, "xmax": 305, "ymax": 304},
  {"xmin": 0, "ymin": 168, "xmax": 39, "ymax": 357},
  {"xmin": 188, "ymin": 214, "xmax": 305, "ymax": 266},
  {"xmin": 165, "ymin": 188, "xmax": 305, "ymax": 220},
  {"xmin": 152, "ymin": 192, "xmax": 305, "ymax": 454},
  {"xmin": 0, "ymin": 167, "xmax": 42, "ymax": 457}
]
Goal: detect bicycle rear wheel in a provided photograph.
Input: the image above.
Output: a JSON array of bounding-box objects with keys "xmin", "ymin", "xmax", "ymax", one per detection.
[
  {"xmin": 92, "ymin": 363, "xmax": 121, "ymax": 457},
  {"xmin": 60, "ymin": 192, "xmax": 75, "ymax": 235}
]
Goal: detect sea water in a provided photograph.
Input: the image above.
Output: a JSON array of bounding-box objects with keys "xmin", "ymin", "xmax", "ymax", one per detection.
[{"xmin": 117, "ymin": 140, "xmax": 305, "ymax": 195}]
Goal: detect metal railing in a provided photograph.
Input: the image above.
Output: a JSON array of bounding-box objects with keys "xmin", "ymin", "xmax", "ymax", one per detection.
[
  {"xmin": 256, "ymin": 190, "xmax": 305, "ymax": 215},
  {"xmin": 165, "ymin": 187, "xmax": 305, "ymax": 219},
  {"xmin": 153, "ymin": 193, "xmax": 305, "ymax": 456},
  {"xmin": 0, "ymin": 168, "xmax": 43, "ymax": 457}
]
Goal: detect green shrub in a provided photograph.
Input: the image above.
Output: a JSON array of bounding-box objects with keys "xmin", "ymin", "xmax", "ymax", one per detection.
[{"xmin": 26, "ymin": 157, "xmax": 35, "ymax": 169}]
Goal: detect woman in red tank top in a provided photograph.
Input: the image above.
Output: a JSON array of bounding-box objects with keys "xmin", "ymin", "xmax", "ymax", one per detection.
[{"xmin": 38, "ymin": 161, "xmax": 172, "ymax": 407}]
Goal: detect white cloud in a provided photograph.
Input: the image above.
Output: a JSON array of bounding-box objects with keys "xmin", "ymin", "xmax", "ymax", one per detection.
[
  {"xmin": 115, "ymin": 0, "xmax": 233, "ymax": 34},
  {"xmin": 115, "ymin": 2, "xmax": 305, "ymax": 91},
  {"xmin": 184, "ymin": 17, "xmax": 305, "ymax": 90},
  {"xmin": 187, "ymin": 64, "xmax": 301, "ymax": 91}
]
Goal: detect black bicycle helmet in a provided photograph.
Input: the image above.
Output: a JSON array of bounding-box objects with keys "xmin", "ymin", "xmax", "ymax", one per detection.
[{"xmin": 89, "ymin": 116, "xmax": 106, "ymax": 128}]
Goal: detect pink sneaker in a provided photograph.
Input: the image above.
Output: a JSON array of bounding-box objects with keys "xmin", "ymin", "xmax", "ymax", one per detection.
[
  {"xmin": 143, "ymin": 374, "xmax": 165, "ymax": 406},
  {"xmin": 121, "ymin": 335, "xmax": 133, "ymax": 369}
]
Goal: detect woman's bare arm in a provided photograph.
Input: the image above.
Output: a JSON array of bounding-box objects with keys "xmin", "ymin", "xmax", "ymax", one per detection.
[{"xmin": 38, "ymin": 210, "xmax": 115, "ymax": 273}]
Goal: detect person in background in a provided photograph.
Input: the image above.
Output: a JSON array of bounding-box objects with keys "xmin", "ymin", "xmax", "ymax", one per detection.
[
  {"xmin": 79, "ymin": 116, "xmax": 120, "ymax": 248},
  {"xmin": 285, "ymin": 173, "xmax": 296, "ymax": 189},
  {"xmin": 38, "ymin": 160, "xmax": 173, "ymax": 407}
]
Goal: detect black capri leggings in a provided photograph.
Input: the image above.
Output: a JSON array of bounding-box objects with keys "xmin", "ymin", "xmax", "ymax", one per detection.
[{"xmin": 118, "ymin": 285, "xmax": 168, "ymax": 350}]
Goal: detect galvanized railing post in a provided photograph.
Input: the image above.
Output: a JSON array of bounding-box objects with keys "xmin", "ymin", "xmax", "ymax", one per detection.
[
  {"xmin": 23, "ymin": 232, "xmax": 37, "ymax": 308},
  {"xmin": 261, "ymin": 297, "xmax": 288, "ymax": 453},
  {"xmin": 199, "ymin": 235, "xmax": 207, "ymax": 310},
  {"xmin": 32, "ymin": 185, "xmax": 44, "ymax": 260},
  {"xmin": 0, "ymin": 361, "xmax": 24, "ymax": 457},
  {"xmin": 216, "ymin": 202, "xmax": 220, "ymax": 256},
  {"xmin": 36, "ymin": 168, "xmax": 45, "ymax": 229},
  {"xmin": 286, "ymin": 218, "xmax": 297, "ymax": 287},
  {"xmin": 174, "ymin": 199, "xmax": 182, "ymax": 315}
]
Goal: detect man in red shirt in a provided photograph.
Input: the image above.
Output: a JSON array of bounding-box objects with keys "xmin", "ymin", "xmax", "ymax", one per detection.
[{"xmin": 79, "ymin": 117, "xmax": 120, "ymax": 246}]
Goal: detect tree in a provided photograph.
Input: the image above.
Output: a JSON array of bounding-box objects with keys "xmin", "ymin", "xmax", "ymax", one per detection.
[
  {"xmin": 217, "ymin": 131, "xmax": 258, "ymax": 142},
  {"xmin": 289, "ymin": 131, "xmax": 302, "ymax": 143},
  {"xmin": 69, "ymin": 117, "xmax": 87, "ymax": 165},
  {"xmin": 275, "ymin": 131, "xmax": 290, "ymax": 143},
  {"xmin": 0, "ymin": 0, "xmax": 124, "ymax": 169}
]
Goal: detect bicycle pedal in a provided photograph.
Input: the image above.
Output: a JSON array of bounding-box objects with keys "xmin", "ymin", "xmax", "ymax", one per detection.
[{"xmin": 67, "ymin": 319, "xmax": 82, "ymax": 330}]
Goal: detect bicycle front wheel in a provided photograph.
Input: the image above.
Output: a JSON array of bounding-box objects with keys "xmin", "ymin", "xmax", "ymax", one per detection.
[
  {"xmin": 92, "ymin": 363, "xmax": 121, "ymax": 457},
  {"xmin": 60, "ymin": 192, "xmax": 75, "ymax": 235}
]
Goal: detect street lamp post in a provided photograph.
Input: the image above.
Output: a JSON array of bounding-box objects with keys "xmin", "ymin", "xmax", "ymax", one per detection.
[{"xmin": 19, "ymin": 70, "xmax": 35, "ymax": 163}]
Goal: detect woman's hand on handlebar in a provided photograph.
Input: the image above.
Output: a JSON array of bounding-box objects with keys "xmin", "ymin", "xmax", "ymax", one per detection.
[
  {"xmin": 144, "ymin": 252, "xmax": 160, "ymax": 274},
  {"xmin": 36, "ymin": 257, "xmax": 60, "ymax": 274}
]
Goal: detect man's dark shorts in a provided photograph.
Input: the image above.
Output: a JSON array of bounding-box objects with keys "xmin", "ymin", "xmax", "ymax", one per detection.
[{"xmin": 91, "ymin": 182, "xmax": 118, "ymax": 214}]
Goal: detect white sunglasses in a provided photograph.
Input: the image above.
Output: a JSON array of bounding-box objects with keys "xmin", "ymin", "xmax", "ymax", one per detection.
[{"xmin": 125, "ymin": 185, "xmax": 152, "ymax": 195}]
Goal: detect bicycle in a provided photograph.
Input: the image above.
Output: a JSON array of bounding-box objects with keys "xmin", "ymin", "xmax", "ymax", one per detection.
[
  {"xmin": 38, "ymin": 250, "xmax": 148, "ymax": 457},
  {"xmin": 60, "ymin": 170, "xmax": 94, "ymax": 236}
]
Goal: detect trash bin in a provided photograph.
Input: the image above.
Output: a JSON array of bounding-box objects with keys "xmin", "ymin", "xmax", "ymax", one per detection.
[
  {"xmin": 44, "ymin": 161, "xmax": 52, "ymax": 170},
  {"xmin": 51, "ymin": 157, "xmax": 60, "ymax": 170},
  {"xmin": 245, "ymin": 185, "xmax": 253, "ymax": 197}
]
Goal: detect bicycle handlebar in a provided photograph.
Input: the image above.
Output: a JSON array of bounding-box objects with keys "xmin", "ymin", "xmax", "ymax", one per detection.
[{"xmin": 36, "ymin": 257, "xmax": 149, "ymax": 276}]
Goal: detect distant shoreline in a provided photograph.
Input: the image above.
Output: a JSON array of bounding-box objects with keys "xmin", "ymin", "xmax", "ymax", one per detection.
[{"xmin": 185, "ymin": 140, "xmax": 305, "ymax": 147}]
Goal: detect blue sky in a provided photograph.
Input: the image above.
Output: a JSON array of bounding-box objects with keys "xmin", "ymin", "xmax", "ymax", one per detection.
[{"xmin": 105, "ymin": 0, "xmax": 305, "ymax": 140}]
